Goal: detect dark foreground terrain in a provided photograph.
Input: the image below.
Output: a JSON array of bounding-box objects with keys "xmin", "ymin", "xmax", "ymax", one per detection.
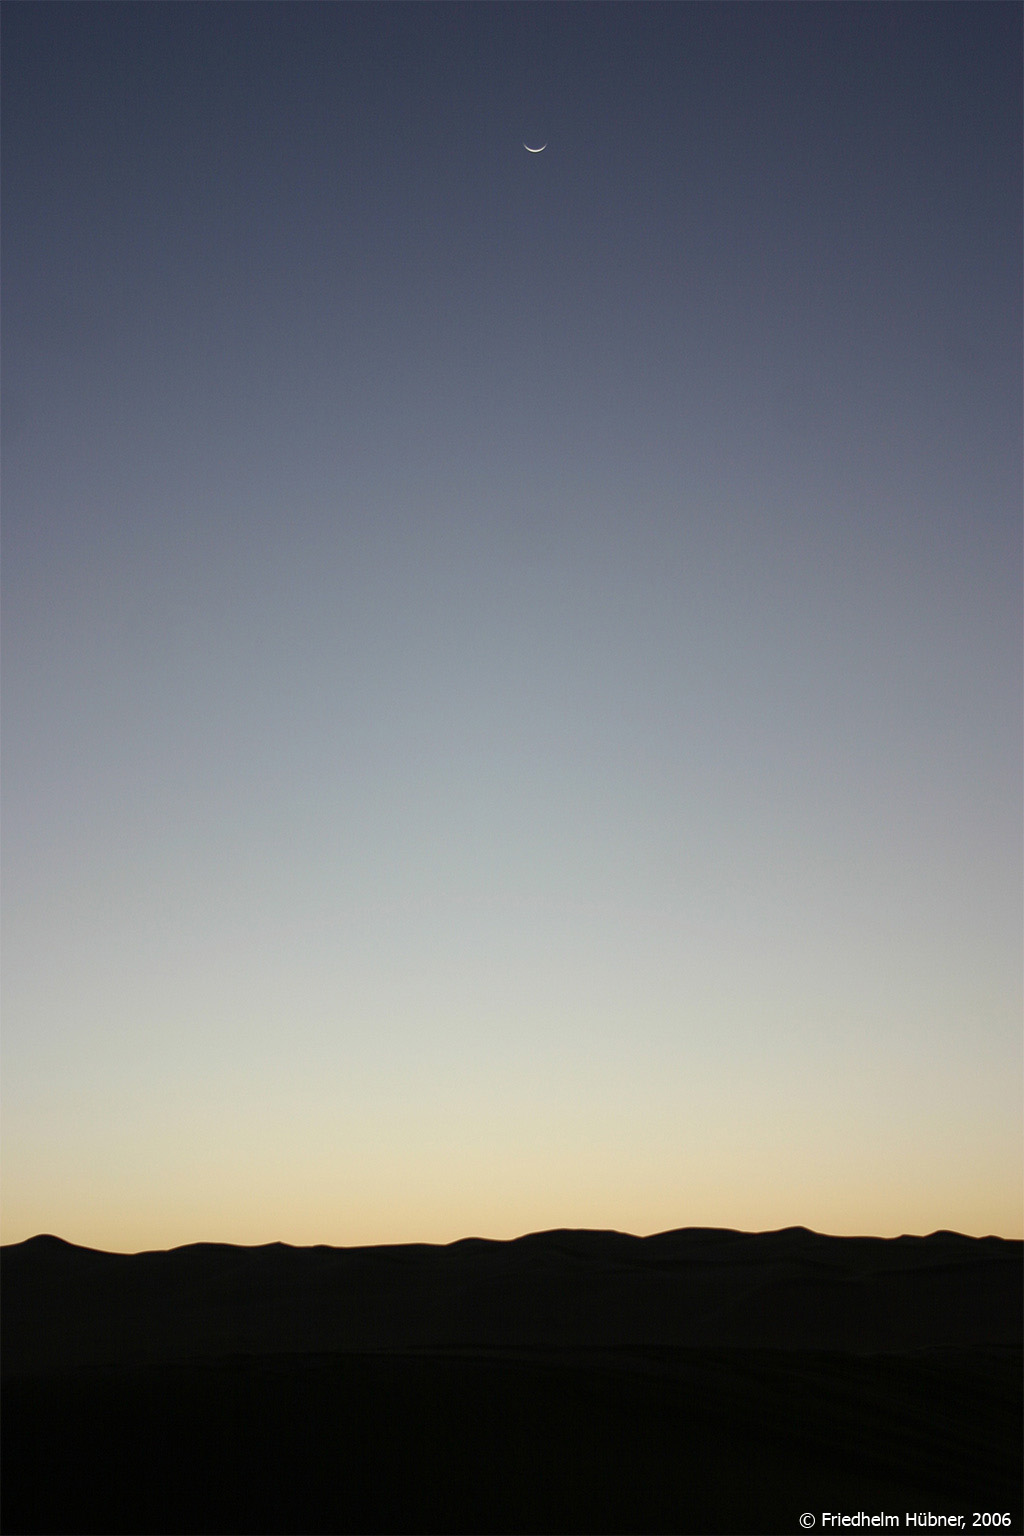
[{"xmin": 3, "ymin": 1226, "xmax": 1021, "ymax": 1534}]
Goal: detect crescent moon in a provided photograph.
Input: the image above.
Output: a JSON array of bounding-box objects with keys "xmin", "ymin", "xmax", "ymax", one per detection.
[{"xmin": 523, "ymin": 143, "xmax": 547, "ymax": 153}]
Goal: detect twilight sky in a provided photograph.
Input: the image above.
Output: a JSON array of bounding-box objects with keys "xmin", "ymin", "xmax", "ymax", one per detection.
[{"xmin": 2, "ymin": 2, "xmax": 1021, "ymax": 1251}]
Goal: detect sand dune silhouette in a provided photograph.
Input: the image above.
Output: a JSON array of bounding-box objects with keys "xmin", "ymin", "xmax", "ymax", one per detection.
[{"xmin": 3, "ymin": 1226, "xmax": 1021, "ymax": 1533}]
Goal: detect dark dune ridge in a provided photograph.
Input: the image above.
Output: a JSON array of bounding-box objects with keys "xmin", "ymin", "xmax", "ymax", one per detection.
[{"xmin": 3, "ymin": 1226, "xmax": 1021, "ymax": 1534}]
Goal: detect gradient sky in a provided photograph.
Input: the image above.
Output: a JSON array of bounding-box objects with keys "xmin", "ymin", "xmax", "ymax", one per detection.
[{"xmin": 3, "ymin": 2, "xmax": 1021, "ymax": 1251}]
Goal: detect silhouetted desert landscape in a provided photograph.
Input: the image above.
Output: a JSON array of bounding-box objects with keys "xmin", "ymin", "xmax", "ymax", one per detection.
[
  {"xmin": 3, "ymin": 1225, "xmax": 1021, "ymax": 1533},
  {"xmin": 5, "ymin": 5, "xmax": 1021, "ymax": 1532}
]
